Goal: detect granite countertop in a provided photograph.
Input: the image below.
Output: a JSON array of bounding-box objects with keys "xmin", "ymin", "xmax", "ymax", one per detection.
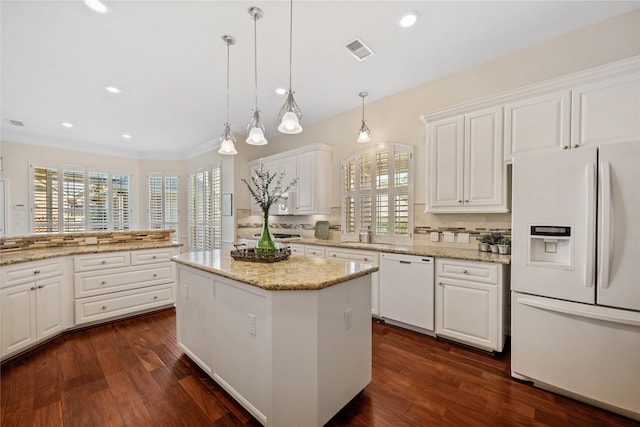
[
  {"xmin": 172, "ymin": 250, "xmax": 379, "ymax": 291},
  {"xmin": 0, "ymin": 242, "xmax": 183, "ymax": 266},
  {"xmin": 240, "ymin": 237, "xmax": 511, "ymax": 265}
]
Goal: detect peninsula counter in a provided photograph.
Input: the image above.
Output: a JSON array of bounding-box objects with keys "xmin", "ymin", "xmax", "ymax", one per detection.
[{"xmin": 172, "ymin": 250, "xmax": 378, "ymax": 427}]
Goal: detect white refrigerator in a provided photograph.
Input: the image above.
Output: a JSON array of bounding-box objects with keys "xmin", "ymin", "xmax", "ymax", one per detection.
[{"xmin": 511, "ymin": 140, "xmax": 640, "ymax": 420}]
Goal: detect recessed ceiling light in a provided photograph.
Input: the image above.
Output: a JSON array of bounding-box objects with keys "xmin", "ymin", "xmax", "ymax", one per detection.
[
  {"xmin": 84, "ymin": 0, "xmax": 110, "ymax": 14},
  {"xmin": 398, "ymin": 11, "xmax": 418, "ymax": 28},
  {"xmin": 275, "ymin": 88, "xmax": 287, "ymax": 95},
  {"xmin": 61, "ymin": 122, "xmax": 74, "ymax": 128},
  {"xmin": 122, "ymin": 134, "xmax": 132, "ymax": 139},
  {"xmin": 105, "ymin": 86, "xmax": 121, "ymax": 94}
]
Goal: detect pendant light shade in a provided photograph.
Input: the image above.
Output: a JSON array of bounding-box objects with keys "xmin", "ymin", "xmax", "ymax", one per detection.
[
  {"xmin": 246, "ymin": 7, "xmax": 268, "ymax": 146},
  {"xmin": 278, "ymin": 0, "xmax": 302, "ymax": 134},
  {"xmin": 219, "ymin": 35, "xmax": 237, "ymax": 155},
  {"xmin": 357, "ymin": 91, "xmax": 370, "ymax": 143}
]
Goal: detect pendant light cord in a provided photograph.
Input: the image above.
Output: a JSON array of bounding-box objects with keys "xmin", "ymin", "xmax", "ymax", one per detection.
[
  {"xmin": 288, "ymin": 0, "xmax": 293, "ymax": 89},
  {"xmin": 226, "ymin": 39, "xmax": 230, "ymax": 123},
  {"xmin": 362, "ymin": 95, "xmax": 365, "ymax": 121},
  {"xmin": 254, "ymin": 13, "xmax": 258, "ymax": 109}
]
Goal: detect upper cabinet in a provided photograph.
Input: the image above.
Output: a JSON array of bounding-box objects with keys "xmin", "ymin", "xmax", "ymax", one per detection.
[
  {"xmin": 504, "ymin": 57, "xmax": 639, "ymax": 160},
  {"xmin": 426, "ymin": 106, "xmax": 507, "ymax": 213},
  {"xmin": 571, "ymin": 73, "xmax": 640, "ymax": 148},
  {"xmin": 422, "ymin": 56, "xmax": 639, "ymax": 214},
  {"xmin": 504, "ymin": 90, "xmax": 571, "ymax": 161},
  {"xmin": 248, "ymin": 144, "xmax": 332, "ymax": 215}
]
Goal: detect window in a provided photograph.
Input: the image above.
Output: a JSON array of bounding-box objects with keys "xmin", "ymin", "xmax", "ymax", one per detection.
[
  {"xmin": 31, "ymin": 163, "xmax": 131, "ymax": 233},
  {"xmin": 188, "ymin": 166, "xmax": 221, "ymax": 251},
  {"xmin": 342, "ymin": 144, "xmax": 413, "ymax": 244},
  {"xmin": 148, "ymin": 175, "xmax": 179, "ymax": 243}
]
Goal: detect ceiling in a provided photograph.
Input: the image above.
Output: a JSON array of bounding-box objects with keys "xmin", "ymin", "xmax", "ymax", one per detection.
[{"xmin": 2, "ymin": 1, "xmax": 638, "ymax": 159}]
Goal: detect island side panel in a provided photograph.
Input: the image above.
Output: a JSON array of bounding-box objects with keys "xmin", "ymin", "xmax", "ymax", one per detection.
[
  {"xmin": 176, "ymin": 265, "xmax": 215, "ymax": 375},
  {"xmin": 270, "ymin": 274, "xmax": 373, "ymax": 427},
  {"xmin": 213, "ymin": 276, "xmax": 270, "ymax": 425}
]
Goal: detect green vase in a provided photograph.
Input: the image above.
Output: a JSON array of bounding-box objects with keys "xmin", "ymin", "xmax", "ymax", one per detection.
[{"xmin": 256, "ymin": 207, "xmax": 276, "ymax": 254}]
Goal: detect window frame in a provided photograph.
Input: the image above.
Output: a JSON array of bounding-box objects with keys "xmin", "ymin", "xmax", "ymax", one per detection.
[
  {"xmin": 147, "ymin": 173, "xmax": 180, "ymax": 243},
  {"xmin": 187, "ymin": 165, "xmax": 221, "ymax": 251},
  {"xmin": 341, "ymin": 143, "xmax": 413, "ymax": 244},
  {"xmin": 30, "ymin": 161, "xmax": 133, "ymax": 233}
]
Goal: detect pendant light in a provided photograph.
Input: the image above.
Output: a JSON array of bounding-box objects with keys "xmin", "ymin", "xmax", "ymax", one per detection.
[
  {"xmin": 278, "ymin": 0, "xmax": 302, "ymax": 134},
  {"xmin": 246, "ymin": 7, "xmax": 268, "ymax": 146},
  {"xmin": 219, "ymin": 35, "xmax": 238, "ymax": 155},
  {"xmin": 357, "ymin": 91, "xmax": 371, "ymax": 143}
]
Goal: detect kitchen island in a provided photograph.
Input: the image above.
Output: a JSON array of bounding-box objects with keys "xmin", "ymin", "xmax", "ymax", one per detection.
[{"xmin": 172, "ymin": 250, "xmax": 378, "ymax": 427}]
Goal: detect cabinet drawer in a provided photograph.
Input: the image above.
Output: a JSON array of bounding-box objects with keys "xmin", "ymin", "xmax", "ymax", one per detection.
[
  {"xmin": 74, "ymin": 264, "xmax": 175, "ymax": 298},
  {"xmin": 1, "ymin": 258, "xmax": 65, "ymax": 288},
  {"xmin": 326, "ymin": 249, "xmax": 378, "ymax": 265},
  {"xmin": 131, "ymin": 248, "xmax": 177, "ymax": 265},
  {"xmin": 73, "ymin": 252, "xmax": 130, "ymax": 272},
  {"xmin": 75, "ymin": 284, "xmax": 175, "ymax": 325},
  {"xmin": 436, "ymin": 258, "xmax": 498, "ymax": 284},
  {"xmin": 287, "ymin": 243, "xmax": 305, "ymax": 255},
  {"xmin": 305, "ymin": 246, "xmax": 326, "ymax": 258}
]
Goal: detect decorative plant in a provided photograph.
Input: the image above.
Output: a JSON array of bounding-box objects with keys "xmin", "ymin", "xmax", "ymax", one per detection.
[
  {"xmin": 478, "ymin": 234, "xmax": 491, "ymax": 244},
  {"xmin": 241, "ymin": 160, "xmax": 298, "ymax": 212},
  {"xmin": 488, "ymin": 231, "xmax": 503, "ymax": 245},
  {"xmin": 499, "ymin": 237, "xmax": 511, "ymax": 246}
]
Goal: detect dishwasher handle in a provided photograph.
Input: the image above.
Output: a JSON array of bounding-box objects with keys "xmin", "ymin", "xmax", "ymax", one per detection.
[{"xmin": 399, "ymin": 260, "xmax": 411, "ymax": 264}]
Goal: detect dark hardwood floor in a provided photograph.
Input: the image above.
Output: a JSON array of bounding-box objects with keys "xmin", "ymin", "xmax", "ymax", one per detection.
[{"xmin": 1, "ymin": 308, "xmax": 637, "ymax": 426}]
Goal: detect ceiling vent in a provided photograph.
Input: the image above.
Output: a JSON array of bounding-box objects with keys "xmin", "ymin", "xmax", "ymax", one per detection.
[
  {"xmin": 345, "ymin": 38, "xmax": 374, "ymax": 61},
  {"xmin": 8, "ymin": 119, "xmax": 24, "ymax": 127}
]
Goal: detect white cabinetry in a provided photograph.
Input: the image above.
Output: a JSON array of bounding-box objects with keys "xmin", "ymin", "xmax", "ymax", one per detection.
[
  {"xmin": 502, "ymin": 57, "xmax": 639, "ymax": 160},
  {"xmin": 326, "ymin": 247, "xmax": 380, "ymax": 316},
  {"xmin": 504, "ymin": 90, "xmax": 571, "ymax": 161},
  {"xmin": 176, "ymin": 266, "xmax": 214, "ymax": 374},
  {"xmin": 435, "ymin": 258, "xmax": 509, "ymax": 352},
  {"xmin": 248, "ymin": 144, "xmax": 332, "ymax": 215},
  {"xmin": 571, "ymin": 72, "xmax": 640, "ymax": 148},
  {"xmin": 73, "ymin": 248, "xmax": 178, "ymax": 326},
  {"xmin": 1, "ymin": 258, "xmax": 69, "ymax": 360},
  {"xmin": 426, "ymin": 106, "xmax": 507, "ymax": 213}
]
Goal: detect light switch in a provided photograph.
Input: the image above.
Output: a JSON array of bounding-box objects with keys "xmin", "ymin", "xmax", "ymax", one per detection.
[
  {"xmin": 430, "ymin": 232, "xmax": 439, "ymax": 242},
  {"xmin": 443, "ymin": 231, "xmax": 455, "ymax": 243}
]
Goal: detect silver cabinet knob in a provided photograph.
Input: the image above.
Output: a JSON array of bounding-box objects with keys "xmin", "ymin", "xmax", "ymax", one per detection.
[
  {"xmin": 37, "ymin": 284, "xmax": 44, "ymax": 289},
  {"xmin": 101, "ymin": 260, "xmax": 107, "ymax": 264},
  {"xmin": 30, "ymin": 286, "xmax": 37, "ymax": 291},
  {"xmin": 458, "ymin": 200, "xmax": 462, "ymax": 203},
  {"xmin": 153, "ymin": 296, "xmax": 158, "ymax": 300},
  {"xmin": 101, "ymin": 281, "xmax": 106, "ymax": 285},
  {"xmin": 463, "ymin": 270, "xmax": 468, "ymax": 274},
  {"xmin": 332, "ymin": 254, "xmax": 336, "ymax": 257},
  {"xmin": 33, "ymin": 270, "xmax": 41, "ymax": 274},
  {"xmin": 153, "ymin": 274, "xmax": 157, "ymax": 277},
  {"xmin": 101, "ymin": 306, "xmax": 107, "ymax": 310},
  {"xmin": 152, "ymin": 255, "xmax": 157, "ymax": 259},
  {"xmin": 573, "ymin": 144, "xmax": 579, "ymax": 148},
  {"xmin": 563, "ymin": 145, "xmax": 569, "ymax": 150},
  {"xmin": 364, "ymin": 258, "xmax": 369, "ymax": 261}
]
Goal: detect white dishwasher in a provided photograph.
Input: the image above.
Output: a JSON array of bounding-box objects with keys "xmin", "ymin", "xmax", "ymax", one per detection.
[{"xmin": 379, "ymin": 252, "xmax": 435, "ymax": 334}]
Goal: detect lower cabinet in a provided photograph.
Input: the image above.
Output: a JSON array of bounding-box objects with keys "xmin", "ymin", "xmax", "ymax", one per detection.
[
  {"xmin": 435, "ymin": 258, "xmax": 509, "ymax": 352},
  {"xmin": 1, "ymin": 258, "xmax": 69, "ymax": 360},
  {"xmin": 73, "ymin": 248, "xmax": 178, "ymax": 326},
  {"xmin": 297, "ymin": 245, "xmax": 380, "ymax": 316}
]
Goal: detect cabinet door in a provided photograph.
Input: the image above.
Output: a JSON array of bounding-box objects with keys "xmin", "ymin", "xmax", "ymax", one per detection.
[
  {"xmin": 571, "ymin": 72, "xmax": 640, "ymax": 148},
  {"xmin": 35, "ymin": 277, "xmax": 64, "ymax": 341},
  {"xmin": 295, "ymin": 152, "xmax": 315, "ymax": 213},
  {"xmin": 427, "ymin": 116, "xmax": 464, "ymax": 210},
  {"xmin": 435, "ymin": 278, "xmax": 498, "ymax": 351},
  {"xmin": 504, "ymin": 90, "xmax": 571, "ymax": 161},
  {"xmin": 1, "ymin": 283, "xmax": 36, "ymax": 357},
  {"xmin": 464, "ymin": 107, "xmax": 505, "ymax": 210},
  {"xmin": 176, "ymin": 267, "xmax": 214, "ymax": 374}
]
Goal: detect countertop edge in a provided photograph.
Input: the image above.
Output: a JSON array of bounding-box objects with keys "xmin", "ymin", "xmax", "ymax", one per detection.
[
  {"xmin": 172, "ymin": 255, "xmax": 379, "ymax": 291},
  {"xmin": 0, "ymin": 242, "xmax": 183, "ymax": 266}
]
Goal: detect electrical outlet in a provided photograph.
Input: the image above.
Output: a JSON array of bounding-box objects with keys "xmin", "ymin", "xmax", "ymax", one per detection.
[
  {"xmin": 248, "ymin": 314, "xmax": 256, "ymax": 336},
  {"xmin": 430, "ymin": 232, "xmax": 439, "ymax": 242},
  {"xmin": 443, "ymin": 231, "xmax": 455, "ymax": 243},
  {"xmin": 85, "ymin": 236, "xmax": 98, "ymax": 245},
  {"xmin": 457, "ymin": 233, "xmax": 470, "ymax": 244},
  {"xmin": 344, "ymin": 309, "xmax": 352, "ymax": 330}
]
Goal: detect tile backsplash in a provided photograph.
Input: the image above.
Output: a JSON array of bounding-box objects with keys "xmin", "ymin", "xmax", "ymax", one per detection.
[{"xmin": 237, "ymin": 204, "xmax": 511, "ymax": 249}]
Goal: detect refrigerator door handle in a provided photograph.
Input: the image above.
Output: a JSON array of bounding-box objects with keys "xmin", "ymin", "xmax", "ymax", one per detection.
[
  {"xmin": 599, "ymin": 160, "xmax": 612, "ymax": 289},
  {"xmin": 516, "ymin": 296, "xmax": 640, "ymax": 327},
  {"xmin": 584, "ymin": 162, "xmax": 596, "ymax": 288}
]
